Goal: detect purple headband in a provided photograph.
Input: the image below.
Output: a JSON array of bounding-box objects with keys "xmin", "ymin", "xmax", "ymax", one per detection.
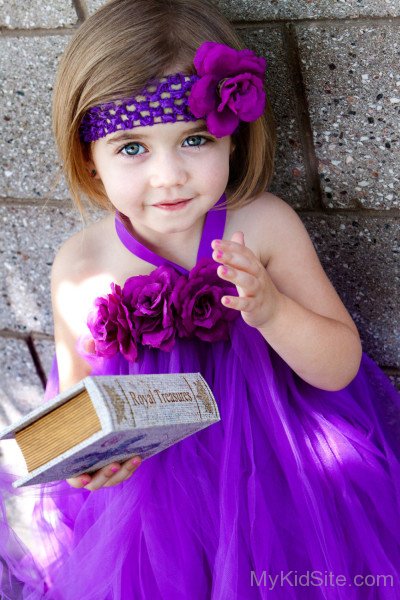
[{"xmin": 79, "ymin": 41, "xmax": 267, "ymax": 142}]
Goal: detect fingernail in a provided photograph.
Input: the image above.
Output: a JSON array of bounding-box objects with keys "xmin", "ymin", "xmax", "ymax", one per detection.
[
  {"xmin": 131, "ymin": 457, "xmax": 141, "ymax": 467},
  {"xmin": 213, "ymin": 240, "xmax": 222, "ymax": 247},
  {"xmin": 110, "ymin": 466, "xmax": 120, "ymax": 473},
  {"xmin": 80, "ymin": 477, "xmax": 90, "ymax": 485}
]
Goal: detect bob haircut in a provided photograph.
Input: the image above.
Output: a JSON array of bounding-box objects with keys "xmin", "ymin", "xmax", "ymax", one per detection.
[{"xmin": 52, "ymin": 0, "xmax": 277, "ymax": 213}]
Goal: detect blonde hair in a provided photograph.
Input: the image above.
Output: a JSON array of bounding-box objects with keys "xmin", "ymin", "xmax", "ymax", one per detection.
[{"xmin": 52, "ymin": 0, "xmax": 276, "ymax": 213}]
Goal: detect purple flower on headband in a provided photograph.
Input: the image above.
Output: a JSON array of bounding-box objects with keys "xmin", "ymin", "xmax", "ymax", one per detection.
[
  {"xmin": 122, "ymin": 265, "xmax": 180, "ymax": 352},
  {"xmin": 171, "ymin": 257, "xmax": 239, "ymax": 342},
  {"xmin": 87, "ymin": 283, "xmax": 138, "ymax": 361},
  {"xmin": 189, "ymin": 41, "xmax": 267, "ymax": 138}
]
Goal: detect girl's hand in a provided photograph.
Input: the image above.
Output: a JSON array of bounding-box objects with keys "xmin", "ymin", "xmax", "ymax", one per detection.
[
  {"xmin": 212, "ymin": 231, "xmax": 282, "ymax": 330},
  {"xmin": 67, "ymin": 455, "xmax": 142, "ymax": 491}
]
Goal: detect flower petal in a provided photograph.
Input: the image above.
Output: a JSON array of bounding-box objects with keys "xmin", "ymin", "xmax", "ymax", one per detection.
[
  {"xmin": 188, "ymin": 75, "xmax": 219, "ymax": 117},
  {"xmin": 201, "ymin": 44, "xmax": 241, "ymax": 77},
  {"xmin": 193, "ymin": 41, "xmax": 219, "ymax": 75},
  {"xmin": 206, "ymin": 108, "xmax": 239, "ymax": 138},
  {"xmin": 193, "ymin": 42, "xmax": 267, "ymax": 78}
]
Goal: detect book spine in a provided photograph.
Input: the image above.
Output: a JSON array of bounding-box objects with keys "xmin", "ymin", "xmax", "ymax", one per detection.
[{"xmin": 84, "ymin": 378, "xmax": 114, "ymax": 435}]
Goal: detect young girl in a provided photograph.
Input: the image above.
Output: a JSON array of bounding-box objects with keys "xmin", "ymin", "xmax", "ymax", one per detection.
[{"xmin": 1, "ymin": 0, "xmax": 400, "ymax": 598}]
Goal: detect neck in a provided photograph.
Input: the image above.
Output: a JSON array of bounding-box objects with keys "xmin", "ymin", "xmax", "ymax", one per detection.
[{"xmin": 119, "ymin": 211, "xmax": 206, "ymax": 267}]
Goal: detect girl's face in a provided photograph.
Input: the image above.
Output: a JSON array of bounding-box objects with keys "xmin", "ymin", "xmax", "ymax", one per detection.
[{"xmin": 89, "ymin": 119, "xmax": 233, "ymax": 238}]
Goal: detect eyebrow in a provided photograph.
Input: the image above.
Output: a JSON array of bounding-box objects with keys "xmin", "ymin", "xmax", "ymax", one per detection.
[{"xmin": 106, "ymin": 123, "xmax": 211, "ymax": 144}]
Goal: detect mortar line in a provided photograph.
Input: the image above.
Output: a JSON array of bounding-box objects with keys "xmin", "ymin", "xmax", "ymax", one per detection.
[
  {"xmin": 1, "ymin": 13, "xmax": 400, "ymax": 38},
  {"xmin": 0, "ymin": 27, "xmax": 78, "ymax": 38},
  {"xmin": 280, "ymin": 22, "xmax": 324, "ymax": 210},
  {"xmin": 0, "ymin": 329, "xmax": 53, "ymax": 341},
  {"xmin": 298, "ymin": 207, "xmax": 400, "ymax": 218},
  {"xmin": 72, "ymin": 0, "xmax": 89, "ymax": 23},
  {"xmin": 233, "ymin": 15, "xmax": 400, "ymax": 28},
  {"xmin": 26, "ymin": 336, "xmax": 47, "ymax": 389},
  {"xmin": 0, "ymin": 197, "xmax": 76, "ymax": 209},
  {"xmin": 1, "ymin": 196, "xmax": 399, "ymax": 217}
]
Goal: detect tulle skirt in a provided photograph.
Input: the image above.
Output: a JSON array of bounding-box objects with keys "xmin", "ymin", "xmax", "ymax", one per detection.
[{"xmin": 1, "ymin": 316, "xmax": 400, "ymax": 599}]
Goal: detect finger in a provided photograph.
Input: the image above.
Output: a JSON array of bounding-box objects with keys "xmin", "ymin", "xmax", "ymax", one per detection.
[
  {"xmin": 222, "ymin": 294, "xmax": 255, "ymax": 312},
  {"xmin": 212, "ymin": 247, "xmax": 259, "ymax": 277},
  {"xmin": 216, "ymin": 264, "xmax": 259, "ymax": 296},
  {"xmin": 67, "ymin": 473, "xmax": 92, "ymax": 488},
  {"xmin": 102, "ymin": 456, "xmax": 142, "ymax": 488},
  {"xmin": 211, "ymin": 236, "xmax": 248, "ymax": 254},
  {"xmin": 80, "ymin": 462, "xmax": 125, "ymax": 492},
  {"xmin": 84, "ymin": 337, "xmax": 96, "ymax": 354}
]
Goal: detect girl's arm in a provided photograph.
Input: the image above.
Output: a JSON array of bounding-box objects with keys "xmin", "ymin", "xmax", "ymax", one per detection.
[
  {"xmin": 256, "ymin": 292, "xmax": 362, "ymax": 391},
  {"xmin": 213, "ymin": 193, "xmax": 363, "ymax": 391},
  {"xmin": 50, "ymin": 234, "xmax": 142, "ymax": 490}
]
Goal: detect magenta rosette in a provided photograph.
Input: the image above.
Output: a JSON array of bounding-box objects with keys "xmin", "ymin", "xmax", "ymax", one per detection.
[
  {"xmin": 188, "ymin": 41, "xmax": 267, "ymax": 137},
  {"xmin": 87, "ymin": 283, "xmax": 138, "ymax": 361},
  {"xmin": 122, "ymin": 265, "xmax": 180, "ymax": 352},
  {"xmin": 171, "ymin": 257, "xmax": 239, "ymax": 342},
  {"xmin": 86, "ymin": 258, "xmax": 239, "ymax": 361}
]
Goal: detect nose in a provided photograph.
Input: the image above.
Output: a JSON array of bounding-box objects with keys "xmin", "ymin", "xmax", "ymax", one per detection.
[{"xmin": 149, "ymin": 150, "xmax": 188, "ymax": 189}]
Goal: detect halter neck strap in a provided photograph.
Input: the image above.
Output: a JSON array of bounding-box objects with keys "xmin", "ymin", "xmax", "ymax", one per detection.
[{"xmin": 115, "ymin": 193, "xmax": 227, "ymax": 275}]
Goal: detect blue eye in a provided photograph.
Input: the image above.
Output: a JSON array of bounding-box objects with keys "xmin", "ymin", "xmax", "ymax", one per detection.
[
  {"xmin": 183, "ymin": 135, "xmax": 208, "ymax": 147},
  {"xmin": 120, "ymin": 142, "xmax": 145, "ymax": 156}
]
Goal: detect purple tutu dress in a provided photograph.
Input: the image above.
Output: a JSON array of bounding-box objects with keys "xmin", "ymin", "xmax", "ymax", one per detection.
[{"xmin": 1, "ymin": 195, "xmax": 400, "ymax": 599}]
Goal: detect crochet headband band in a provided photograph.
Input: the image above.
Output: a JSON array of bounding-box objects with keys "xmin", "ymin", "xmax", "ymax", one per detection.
[
  {"xmin": 80, "ymin": 74, "xmax": 200, "ymax": 143},
  {"xmin": 79, "ymin": 41, "xmax": 267, "ymax": 143}
]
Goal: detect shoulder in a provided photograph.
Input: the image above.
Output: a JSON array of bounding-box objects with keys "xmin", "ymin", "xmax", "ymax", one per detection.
[
  {"xmin": 244, "ymin": 190, "xmax": 319, "ymax": 275},
  {"xmin": 51, "ymin": 214, "xmax": 117, "ymax": 345},
  {"xmin": 51, "ymin": 214, "xmax": 114, "ymax": 284},
  {"xmin": 229, "ymin": 191, "xmax": 301, "ymax": 266}
]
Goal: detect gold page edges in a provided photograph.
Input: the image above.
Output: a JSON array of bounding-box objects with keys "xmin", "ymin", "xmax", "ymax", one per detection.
[{"xmin": 15, "ymin": 390, "xmax": 101, "ymax": 472}]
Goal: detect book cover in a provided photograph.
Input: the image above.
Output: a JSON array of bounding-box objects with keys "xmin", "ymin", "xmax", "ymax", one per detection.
[{"xmin": 0, "ymin": 373, "xmax": 220, "ymax": 487}]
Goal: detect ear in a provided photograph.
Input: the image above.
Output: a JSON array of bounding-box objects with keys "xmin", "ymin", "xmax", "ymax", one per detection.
[{"xmin": 85, "ymin": 156, "xmax": 100, "ymax": 180}]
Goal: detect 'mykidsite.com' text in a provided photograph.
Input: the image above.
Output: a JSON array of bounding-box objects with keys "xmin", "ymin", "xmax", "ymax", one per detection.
[{"xmin": 251, "ymin": 570, "xmax": 396, "ymax": 591}]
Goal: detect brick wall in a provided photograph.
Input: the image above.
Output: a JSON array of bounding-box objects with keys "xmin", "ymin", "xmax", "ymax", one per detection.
[{"xmin": 1, "ymin": 0, "xmax": 399, "ymax": 423}]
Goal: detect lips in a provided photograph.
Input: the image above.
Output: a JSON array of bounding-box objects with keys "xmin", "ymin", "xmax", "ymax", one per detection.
[{"xmin": 154, "ymin": 199, "xmax": 191, "ymax": 206}]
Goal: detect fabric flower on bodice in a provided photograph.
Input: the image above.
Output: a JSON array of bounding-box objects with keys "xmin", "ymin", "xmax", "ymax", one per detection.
[
  {"xmin": 171, "ymin": 257, "xmax": 239, "ymax": 342},
  {"xmin": 188, "ymin": 41, "xmax": 267, "ymax": 137},
  {"xmin": 84, "ymin": 258, "xmax": 240, "ymax": 362},
  {"xmin": 87, "ymin": 283, "xmax": 138, "ymax": 362},
  {"xmin": 122, "ymin": 265, "xmax": 180, "ymax": 352}
]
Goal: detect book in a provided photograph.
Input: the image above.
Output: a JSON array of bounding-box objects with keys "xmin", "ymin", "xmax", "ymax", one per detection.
[{"xmin": 0, "ymin": 373, "xmax": 220, "ymax": 488}]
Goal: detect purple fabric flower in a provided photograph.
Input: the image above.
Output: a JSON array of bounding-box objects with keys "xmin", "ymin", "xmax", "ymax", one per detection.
[
  {"xmin": 171, "ymin": 257, "xmax": 239, "ymax": 342},
  {"xmin": 86, "ymin": 258, "xmax": 240, "ymax": 362},
  {"xmin": 122, "ymin": 265, "xmax": 180, "ymax": 352},
  {"xmin": 188, "ymin": 41, "xmax": 267, "ymax": 137},
  {"xmin": 87, "ymin": 283, "xmax": 138, "ymax": 361}
]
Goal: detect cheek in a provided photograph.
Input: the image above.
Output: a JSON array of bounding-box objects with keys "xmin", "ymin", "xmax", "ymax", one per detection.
[
  {"xmin": 200, "ymin": 150, "xmax": 230, "ymax": 183},
  {"xmin": 98, "ymin": 175, "xmax": 122, "ymax": 200},
  {"xmin": 97, "ymin": 164, "xmax": 141, "ymax": 197}
]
